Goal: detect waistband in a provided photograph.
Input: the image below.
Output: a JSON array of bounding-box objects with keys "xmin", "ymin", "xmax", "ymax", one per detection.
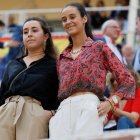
[
  {"xmin": 5, "ymin": 95, "xmax": 41, "ymax": 105},
  {"xmin": 61, "ymin": 92, "xmax": 100, "ymax": 106},
  {"xmin": 4, "ymin": 95, "xmax": 41, "ymax": 125}
]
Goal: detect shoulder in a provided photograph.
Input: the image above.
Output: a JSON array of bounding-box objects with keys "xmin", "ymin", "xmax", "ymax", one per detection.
[
  {"xmin": 90, "ymin": 40, "xmax": 114, "ymax": 60},
  {"xmin": 43, "ymin": 55, "xmax": 57, "ymax": 65},
  {"xmin": 94, "ymin": 36, "xmax": 106, "ymax": 43},
  {"xmin": 7, "ymin": 59, "xmax": 20, "ymax": 66},
  {"xmin": 91, "ymin": 40, "xmax": 107, "ymax": 51},
  {"xmin": 42, "ymin": 56, "xmax": 57, "ymax": 72},
  {"xmin": 4, "ymin": 59, "xmax": 21, "ymax": 74}
]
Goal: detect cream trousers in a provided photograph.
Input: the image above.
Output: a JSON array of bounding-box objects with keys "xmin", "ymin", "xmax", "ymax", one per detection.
[
  {"xmin": 0, "ymin": 95, "xmax": 50, "ymax": 140},
  {"xmin": 49, "ymin": 93, "xmax": 106, "ymax": 140}
]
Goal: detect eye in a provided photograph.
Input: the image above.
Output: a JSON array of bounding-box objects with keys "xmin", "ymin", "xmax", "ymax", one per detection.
[
  {"xmin": 32, "ymin": 28, "xmax": 38, "ymax": 32},
  {"xmin": 62, "ymin": 17, "xmax": 67, "ymax": 23},
  {"xmin": 70, "ymin": 15, "xmax": 75, "ymax": 19},
  {"xmin": 23, "ymin": 30, "xmax": 28, "ymax": 34}
]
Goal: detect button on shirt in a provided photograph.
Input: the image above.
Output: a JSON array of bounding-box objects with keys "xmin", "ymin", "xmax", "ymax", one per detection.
[{"xmin": 57, "ymin": 38, "xmax": 135, "ymax": 101}]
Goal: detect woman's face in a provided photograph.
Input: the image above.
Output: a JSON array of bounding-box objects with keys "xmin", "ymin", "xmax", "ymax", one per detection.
[
  {"xmin": 61, "ymin": 6, "xmax": 87, "ymax": 36},
  {"xmin": 23, "ymin": 20, "xmax": 48, "ymax": 51}
]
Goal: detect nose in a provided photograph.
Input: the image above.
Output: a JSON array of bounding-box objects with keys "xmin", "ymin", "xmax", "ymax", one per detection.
[
  {"xmin": 66, "ymin": 18, "xmax": 72, "ymax": 24},
  {"xmin": 117, "ymin": 27, "xmax": 121, "ymax": 32},
  {"xmin": 27, "ymin": 30, "xmax": 32, "ymax": 37}
]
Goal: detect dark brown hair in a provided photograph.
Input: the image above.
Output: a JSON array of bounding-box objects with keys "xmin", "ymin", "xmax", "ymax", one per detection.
[
  {"xmin": 62, "ymin": 2, "xmax": 95, "ymax": 44},
  {"xmin": 23, "ymin": 16, "xmax": 57, "ymax": 59}
]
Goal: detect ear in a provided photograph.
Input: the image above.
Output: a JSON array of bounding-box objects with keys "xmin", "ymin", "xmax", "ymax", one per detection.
[{"xmin": 83, "ymin": 15, "xmax": 88, "ymax": 24}]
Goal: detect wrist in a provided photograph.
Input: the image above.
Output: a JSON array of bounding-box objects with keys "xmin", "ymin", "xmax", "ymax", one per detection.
[
  {"xmin": 112, "ymin": 106, "xmax": 117, "ymax": 114},
  {"xmin": 105, "ymin": 98, "xmax": 115, "ymax": 112},
  {"xmin": 111, "ymin": 95, "xmax": 119, "ymax": 105}
]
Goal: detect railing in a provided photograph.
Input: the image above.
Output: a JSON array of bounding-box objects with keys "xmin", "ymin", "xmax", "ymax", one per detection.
[
  {"xmin": 0, "ymin": 0, "xmax": 139, "ymax": 46},
  {"xmin": 0, "ymin": 6, "xmax": 133, "ymax": 25},
  {"xmin": 41, "ymin": 128, "xmax": 140, "ymax": 140}
]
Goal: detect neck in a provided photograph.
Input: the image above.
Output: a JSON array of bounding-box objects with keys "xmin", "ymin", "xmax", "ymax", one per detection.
[
  {"xmin": 104, "ymin": 35, "xmax": 116, "ymax": 45},
  {"xmin": 27, "ymin": 50, "xmax": 45, "ymax": 58},
  {"xmin": 111, "ymin": 39, "xmax": 116, "ymax": 45},
  {"xmin": 71, "ymin": 33, "xmax": 87, "ymax": 49}
]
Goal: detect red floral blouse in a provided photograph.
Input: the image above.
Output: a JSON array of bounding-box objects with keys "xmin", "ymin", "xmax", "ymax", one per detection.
[{"xmin": 57, "ymin": 38, "xmax": 135, "ymax": 101}]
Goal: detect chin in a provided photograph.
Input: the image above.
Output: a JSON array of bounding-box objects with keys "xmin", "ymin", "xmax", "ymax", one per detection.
[
  {"xmin": 66, "ymin": 29, "xmax": 77, "ymax": 35},
  {"xmin": 67, "ymin": 31, "xmax": 77, "ymax": 36}
]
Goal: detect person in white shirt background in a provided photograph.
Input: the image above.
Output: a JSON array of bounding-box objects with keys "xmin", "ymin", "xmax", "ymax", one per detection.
[
  {"xmin": 133, "ymin": 14, "xmax": 140, "ymax": 74},
  {"xmin": 101, "ymin": 19, "xmax": 123, "ymax": 63},
  {"xmin": 121, "ymin": 44, "xmax": 134, "ymax": 66}
]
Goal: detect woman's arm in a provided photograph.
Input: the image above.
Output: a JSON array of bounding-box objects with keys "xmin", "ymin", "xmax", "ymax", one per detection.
[
  {"xmin": 114, "ymin": 108, "xmax": 140, "ymax": 123},
  {"xmin": 102, "ymin": 42, "xmax": 136, "ymax": 99}
]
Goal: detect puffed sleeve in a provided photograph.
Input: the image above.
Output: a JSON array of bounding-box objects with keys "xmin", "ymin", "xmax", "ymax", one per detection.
[{"xmin": 102, "ymin": 42, "xmax": 135, "ymax": 99}]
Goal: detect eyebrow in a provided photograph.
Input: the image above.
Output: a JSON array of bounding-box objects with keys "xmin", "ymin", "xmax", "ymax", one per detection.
[
  {"xmin": 61, "ymin": 13, "xmax": 76, "ymax": 18},
  {"xmin": 23, "ymin": 26, "xmax": 38, "ymax": 30}
]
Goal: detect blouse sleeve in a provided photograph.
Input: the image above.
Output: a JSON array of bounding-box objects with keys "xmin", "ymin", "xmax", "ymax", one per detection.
[{"xmin": 102, "ymin": 42, "xmax": 135, "ymax": 99}]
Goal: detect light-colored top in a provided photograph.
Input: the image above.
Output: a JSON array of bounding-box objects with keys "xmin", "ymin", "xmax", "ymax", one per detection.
[{"xmin": 104, "ymin": 35, "xmax": 123, "ymax": 63}]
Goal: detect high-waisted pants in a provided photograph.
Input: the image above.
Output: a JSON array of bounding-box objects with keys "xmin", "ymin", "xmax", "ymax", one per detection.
[
  {"xmin": 0, "ymin": 95, "xmax": 49, "ymax": 140},
  {"xmin": 49, "ymin": 93, "xmax": 106, "ymax": 140}
]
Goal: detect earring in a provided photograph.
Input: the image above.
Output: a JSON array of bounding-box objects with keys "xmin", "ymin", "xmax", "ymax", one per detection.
[
  {"xmin": 24, "ymin": 47, "xmax": 28, "ymax": 55},
  {"xmin": 43, "ymin": 41, "xmax": 46, "ymax": 51}
]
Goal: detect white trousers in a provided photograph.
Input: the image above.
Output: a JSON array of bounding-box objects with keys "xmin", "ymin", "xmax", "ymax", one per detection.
[{"xmin": 49, "ymin": 93, "xmax": 105, "ymax": 140}]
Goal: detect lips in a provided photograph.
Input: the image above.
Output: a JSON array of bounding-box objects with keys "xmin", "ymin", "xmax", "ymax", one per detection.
[
  {"xmin": 66, "ymin": 26, "xmax": 75, "ymax": 31},
  {"xmin": 66, "ymin": 25, "xmax": 74, "ymax": 29},
  {"xmin": 27, "ymin": 40, "xmax": 34, "ymax": 43}
]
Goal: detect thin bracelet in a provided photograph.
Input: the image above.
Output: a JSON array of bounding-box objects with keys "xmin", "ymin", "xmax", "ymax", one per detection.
[
  {"xmin": 112, "ymin": 106, "xmax": 117, "ymax": 114},
  {"xmin": 106, "ymin": 99, "xmax": 115, "ymax": 113}
]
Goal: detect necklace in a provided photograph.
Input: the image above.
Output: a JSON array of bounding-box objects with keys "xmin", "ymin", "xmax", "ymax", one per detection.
[{"xmin": 70, "ymin": 48, "xmax": 82, "ymax": 55}]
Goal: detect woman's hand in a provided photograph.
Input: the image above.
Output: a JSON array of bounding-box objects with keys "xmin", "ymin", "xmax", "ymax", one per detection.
[
  {"xmin": 44, "ymin": 110, "xmax": 53, "ymax": 120},
  {"xmin": 97, "ymin": 100, "xmax": 112, "ymax": 116}
]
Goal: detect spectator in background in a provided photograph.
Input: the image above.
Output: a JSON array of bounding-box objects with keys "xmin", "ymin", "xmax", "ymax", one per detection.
[
  {"xmin": 110, "ymin": 0, "xmax": 129, "ymax": 20},
  {"xmin": 82, "ymin": 0, "xmax": 109, "ymax": 29},
  {"xmin": 0, "ymin": 20, "xmax": 5, "ymax": 37},
  {"xmin": 91, "ymin": 0, "xmax": 108, "ymax": 29},
  {"xmin": 116, "ymin": 67, "xmax": 140, "ymax": 130},
  {"xmin": 6, "ymin": 15, "xmax": 23, "ymax": 58},
  {"xmin": 0, "ymin": 20, "xmax": 7, "ymax": 83},
  {"xmin": 122, "ymin": 44, "xmax": 134, "ymax": 66},
  {"xmin": 82, "ymin": 0, "xmax": 91, "ymax": 7},
  {"xmin": 105, "ymin": 66, "xmax": 140, "ymax": 130},
  {"xmin": 133, "ymin": 14, "xmax": 140, "ymax": 74},
  {"xmin": 7, "ymin": 15, "xmax": 21, "ymax": 34},
  {"xmin": 110, "ymin": 0, "xmax": 129, "ymax": 33},
  {"xmin": 0, "ymin": 16, "xmax": 22, "ymax": 81},
  {"xmin": 82, "ymin": 0, "xmax": 93, "ymax": 29},
  {"xmin": 101, "ymin": 19, "xmax": 123, "ymax": 63}
]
